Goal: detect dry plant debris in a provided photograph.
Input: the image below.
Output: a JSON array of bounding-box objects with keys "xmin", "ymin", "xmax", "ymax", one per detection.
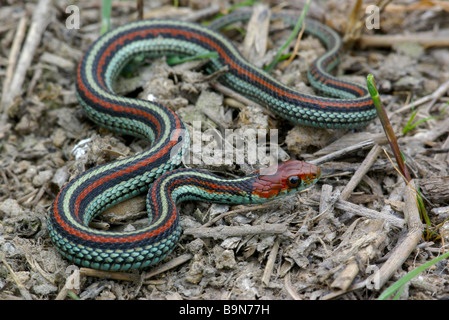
[{"xmin": 0, "ymin": 0, "xmax": 449, "ymax": 300}]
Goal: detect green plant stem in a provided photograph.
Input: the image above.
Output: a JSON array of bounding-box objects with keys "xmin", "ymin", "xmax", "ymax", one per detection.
[
  {"xmin": 378, "ymin": 250, "xmax": 449, "ymax": 300},
  {"xmin": 368, "ymin": 75, "xmax": 431, "ymax": 228},
  {"xmin": 367, "ymin": 74, "xmax": 411, "ymax": 182},
  {"xmin": 100, "ymin": 0, "xmax": 112, "ymax": 35}
]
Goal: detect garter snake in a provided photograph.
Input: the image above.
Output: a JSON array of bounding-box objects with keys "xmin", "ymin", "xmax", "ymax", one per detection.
[{"xmin": 47, "ymin": 11, "xmax": 375, "ymax": 271}]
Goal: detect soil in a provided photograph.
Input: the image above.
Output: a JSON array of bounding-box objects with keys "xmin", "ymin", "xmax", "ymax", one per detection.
[{"xmin": 0, "ymin": 0, "xmax": 449, "ymax": 300}]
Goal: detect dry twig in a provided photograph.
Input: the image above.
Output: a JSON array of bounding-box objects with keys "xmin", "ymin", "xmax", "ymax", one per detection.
[
  {"xmin": 262, "ymin": 237, "xmax": 280, "ymax": 286},
  {"xmin": 368, "ymin": 181, "xmax": 423, "ymax": 291},
  {"xmin": 1, "ymin": 0, "xmax": 51, "ymax": 113},
  {"xmin": 143, "ymin": 253, "xmax": 193, "ymax": 281},
  {"xmin": 1, "ymin": 14, "xmax": 28, "ymax": 108},
  {"xmin": 184, "ymin": 223, "xmax": 289, "ymax": 239},
  {"xmin": 340, "ymin": 144, "xmax": 383, "ymax": 201}
]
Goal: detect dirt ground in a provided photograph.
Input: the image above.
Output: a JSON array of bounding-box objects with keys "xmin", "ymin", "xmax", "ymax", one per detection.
[{"xmin": 0, "ymin": 0, "xmax": 449, "ymax": 300}]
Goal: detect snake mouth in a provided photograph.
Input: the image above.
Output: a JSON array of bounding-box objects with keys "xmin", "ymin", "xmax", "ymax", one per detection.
[{"xmin": 252, "ymin": 160, "xmax": 321, "ymax": 199}]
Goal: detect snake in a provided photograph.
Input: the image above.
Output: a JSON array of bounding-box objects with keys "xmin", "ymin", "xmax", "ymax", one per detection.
[{"xmin": 47, "ymin": 10, "xmax": 376, "ymax": 271}]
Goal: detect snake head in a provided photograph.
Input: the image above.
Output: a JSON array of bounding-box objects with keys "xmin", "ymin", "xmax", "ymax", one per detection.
[{"xmin": 252, "ymin": 160, "xmax": 321, "ymax": 199}]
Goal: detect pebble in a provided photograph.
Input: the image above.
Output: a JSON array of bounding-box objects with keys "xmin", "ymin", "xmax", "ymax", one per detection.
[
  {"xmin": 185, "ymin": 238, "xmax": 204, "ymax": 255},
  {"xmin": 214, "ymin": 246, "xmax": 237, "ymax": 269},
  {"xmin": 0, "ymin": 199, "xmax": 24, "ymax": 217},
  {"xmin": 185, "ymin": 261, "xmax": 204, "ymax": 285},
  {"xmin": 32, "ymin": 169, "xmax": 53, "ymax": 187},
  {"xmin": 50, "ymin": 166, "xmax": 69, "ymax": 191},
  {"xmin": 33, "ymin": 283, "xmax": 58, "ymax": 296},
  {"xmin": 52, "ymin": 128, "xmax": 67, "ymax": 147}
]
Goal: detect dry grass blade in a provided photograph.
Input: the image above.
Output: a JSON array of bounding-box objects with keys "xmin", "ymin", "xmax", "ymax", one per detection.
[
  {"xmin": 1, "ymin": 0, "xmax": 51, "ymax": 114},
  {"xmin": 279, "ymin": 21, "xmax": 306, "ymax": 70}
]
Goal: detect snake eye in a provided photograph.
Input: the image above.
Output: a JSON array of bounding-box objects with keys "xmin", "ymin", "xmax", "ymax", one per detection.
[{"xmin": 287, "ymin": 176, "xmax": 300, "ymax": 188}]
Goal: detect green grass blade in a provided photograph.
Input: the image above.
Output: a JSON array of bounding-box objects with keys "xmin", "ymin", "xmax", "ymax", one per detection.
[
  {"xmin": 368, "ymin": 74, "xmax": 431, "ymax": 226},
  {"xmin": 228, "ymin": 0, "xmax": 257, "ymax": 13},
  {"xmin": 402, "ymin": 102, "xmax": 448, "ymax": 134},
  {"xmin": 367, "ymin": 74, "xmax": 411, "ymax": 181},
  {"xmin": 67, "ymin": 290, "xmax": 81, "ymax": 300},
  {"xmin": 264, "ymin": 0, "xmax": 311, "ymax": 72},
  {"xmin": 166, "ymin": 52, "xmax": 219, "ymax": 65},
  {"xmin": 378, "ymin": 250, "xmax": 449, "ymax": 300},
  {"xmin": 210, "ymin": 0, "xmax": 257, "ymax": 21},
  {"xmin": 100, "ymin": 0, "xmax": 112, "ymax": 35},
  {"xmin": 402, "ymin": 109, "xmax": 418, "ymax": 134},
  {"xmin": 402, "ymin": 112, "xmax": 437, "ymax": 134}
]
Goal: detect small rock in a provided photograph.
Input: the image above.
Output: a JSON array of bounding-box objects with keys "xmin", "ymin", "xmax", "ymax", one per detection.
[
  {"xmin": 50, "ymin": 166, "xmax": 69, "ymax": 192},
  {"xmin": 15, "ymin": 115, "xmax": 37, "ymax": 135},
  {"xmin": 0, "ymin": 199, "xmax": 25, "ymax": 217},
  {"xmin": 378, "ymin": 79, "xmax": 392, "ymax": 93},
  {"xmin": 394, "ymin": 76, "xmax": 423, "ymax": 92},
  {"xmin": 285, "ymin": 126, "xmax": 333, "ymax": 155},
  {"xmin": 32, "ymin": 169, "xmax": 53, "ymax": 187},
  {"xmin": 431, "ymin": 49, "xmax": 449, "ymax": 68},
  {"xmin": 98, "ymin": 290, "xmax": 116, "ymax": 300},
  {"xmin": 393, "ymin": 42, "xmax": 424, "ymax": 59},
  {"xmin": 185, "ymin": 261, "xmax": 204, "ymax": 284},
  {"xmin": 214, "ymin": 246, "xmax": 237, "ymax": 269},
  {"xmin": 33, "ymin": 283, "xmax": 58, "ymax": 296},
  {"xmin": 52, "ymin": 127, "xmax": 67, "ymax": 147},
  {"xmin": 12, "ymin": 160, "xmax": 30, "ymax": 175},
  {"xmin": 186, "ymin": 238, "xmax": 204, "ymax": 255},
  {"xmin": 234, "ymin": 272, "xmax": 259, "ymax": 299},
  {"xmin": 1, "ymin": 242, "xmax": 17, "ymax": 256}
]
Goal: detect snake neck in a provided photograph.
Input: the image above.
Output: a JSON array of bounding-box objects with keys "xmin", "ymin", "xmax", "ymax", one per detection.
[{"xmin": 146, "ymin": 168, "xmax": 268, "ymax": 222}]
